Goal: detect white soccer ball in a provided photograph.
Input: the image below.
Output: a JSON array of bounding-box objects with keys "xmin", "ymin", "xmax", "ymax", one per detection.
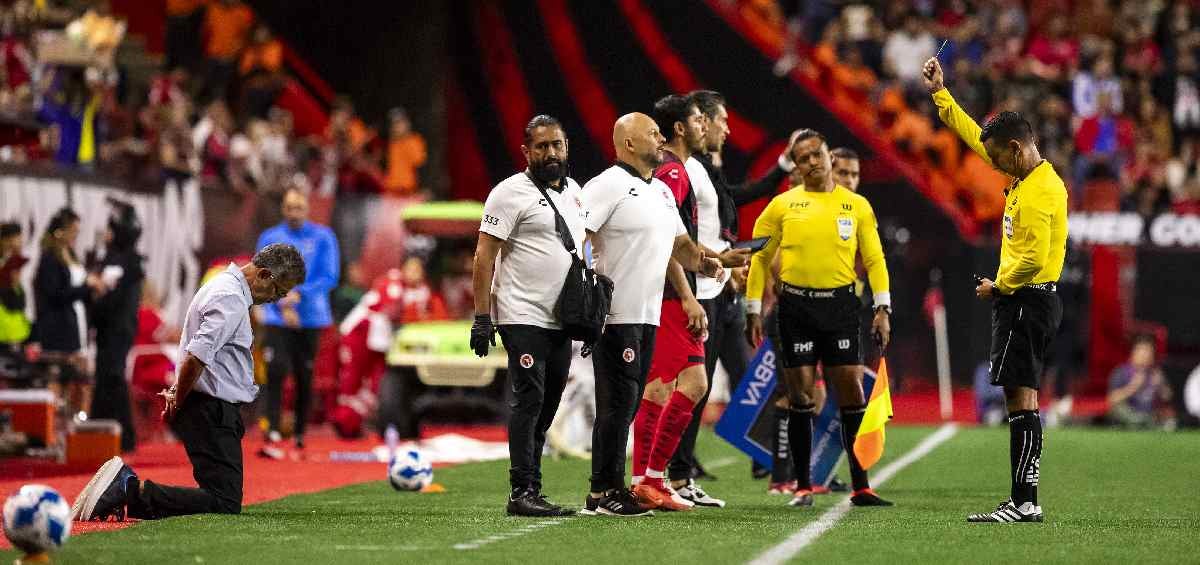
[
  {"xmin": 2, "ymin": 485, "xmax": 71, "ymax": 555},
  {"xmin": 388, "ymin": 449, "xmax": 433, "ymax": 491}
]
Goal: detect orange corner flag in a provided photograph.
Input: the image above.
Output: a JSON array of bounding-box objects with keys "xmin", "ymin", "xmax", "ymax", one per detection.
[{"xmin": 853, "ymin": 357, "xmax": 893, "ymax": 470}]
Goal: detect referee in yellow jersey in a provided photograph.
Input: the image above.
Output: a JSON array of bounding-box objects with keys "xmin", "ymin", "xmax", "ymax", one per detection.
[
  {"xmin": 745, "ymin": 129, "xmax": 893, "ymax": 509},
  {"xmin": 924, "ymin": 57, "xmax": 1068, "ymax": 523}
]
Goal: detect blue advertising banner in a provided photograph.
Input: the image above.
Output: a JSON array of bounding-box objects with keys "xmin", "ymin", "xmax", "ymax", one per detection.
[{"xmin": 715, "ymin": 338, "xmax": 877, "ymax": 487}]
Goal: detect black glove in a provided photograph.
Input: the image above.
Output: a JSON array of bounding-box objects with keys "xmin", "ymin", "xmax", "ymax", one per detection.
[{"xmin": 470, "ymin": 314, "xmax": 495, "ymax": 357}]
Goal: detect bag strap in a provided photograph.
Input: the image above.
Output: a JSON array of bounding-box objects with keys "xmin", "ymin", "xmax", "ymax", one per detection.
[{"xmin": 528, "ymin": 174, "xmax": 579, "ymax": 256}]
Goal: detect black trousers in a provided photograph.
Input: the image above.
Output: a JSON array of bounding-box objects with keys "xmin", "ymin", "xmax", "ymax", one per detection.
[
  {"xmin": 129, "ymin": 392, "xmax": 244, "ymax": 519},
  {"xmin": 90, "ymin": 369, "xmax": 136, "ymax": 452},
  {"xmin": 497, "ymin": 325, "xmax": 571, "ymax": 491},
  {"xmin": 264, "ymin": 326, "xmax": 321, "ymax": 440},
  {"xmin": 669, "ymin": 288, "xmax": 749, "ymax": 479},
  {"xmin": 590, "ymin": 324, "xmax": 656, "ymax": 493}
]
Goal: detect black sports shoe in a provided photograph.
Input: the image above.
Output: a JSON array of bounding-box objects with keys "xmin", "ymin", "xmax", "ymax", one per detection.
[
  {"xmin": 535, "ymin": 493, "xmax": 575, "ymax": 517},
  {"xmin": 828, "ymin": 476, "xmax": 850, "ymax": 492},
  {"xmin": 71, "ymin": 456, "xmax": 138, "ymax": 521},
  {"xmin": 506, "ymin": 489, "xmax": 566, "ymax": 517},
  {"xmin": 751, "ymin": 466, "xmax": 771, "ymax": 480},
  {"xmin": 967, "ymin": 499, "xmax": 1043, "ymax": 523},
  {"xmin": 850, "ymin": 488, "xmax": 894, "ymax": 507},
  {"xmin": 596, "ymin": 488, "xmax": 654, "ymax": 517},
  {"xmin": 579, "ymin": 494, "xmax": 601, "ymax": 516}
]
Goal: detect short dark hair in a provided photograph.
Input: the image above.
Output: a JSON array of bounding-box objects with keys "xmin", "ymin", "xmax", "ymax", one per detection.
[
  {"xmin": 830, "ymin": 147, "xmax": 859, "ymax": 162},
  {"xmin": 523, "ymin": 114, "xmax": 563, "ymax": 144},
  {"xmin": 794, "ymin": 128, "xmax": 827, "ymax": 146},
  {"xmin": 687, "ymin": 89, "xmax": 726, "ymax": 119},
  {"xmin": 253, "ymin": 243, "xmax": 306, "ymax": 286},
  {"xmin": 0, "ymin": 222, "xmax": 19, "ymax": 238},
  {"xmin": 653, "ymin": 95, "xmax": 697, "ymax": 143},
  {"xmin": 979, "ymin": 111, "xmax": 1034, "ymax": 145},
  {"xmin": 1131, "ymin": 333, "xmax": 1157, "ymax": 349}
]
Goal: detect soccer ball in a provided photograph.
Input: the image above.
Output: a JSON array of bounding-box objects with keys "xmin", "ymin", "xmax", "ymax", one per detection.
[
  {"xmin": 388, "ymin": 449, "xmax": 433, "ymax": 491},
  {"xmin": 2, "ymin": 485, "xmax": 71, "ymax": 555}
]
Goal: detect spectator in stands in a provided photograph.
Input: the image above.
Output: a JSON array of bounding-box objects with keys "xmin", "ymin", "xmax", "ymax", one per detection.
[
  {"xmin": 166, "ymin": 0, "xmax": 206, "ymax": 76},
  {"xmin": 0, "ymin": 222, "xmax": 29, "ymax": 349},
  {"xmin": 1074, "ymin": 91, "xmax": 1135, "ymax": 187},
  {"xmin": 1073, "ymin": 55, "xmax": 1123, "ymax": 120},
  {"xmin": 201, "ymin": 0, "xmax": 254, "ymax": 104},
  {"xmin": 439, "ymin": 247, "xmax": 474, "ymax": 320},
  {"xmin": 148, "ymin": 67, "xmax": 189, "ymax": 109},
  {"xmin": 157, "ymin": 99, "xmax": 196, "ymax": 184},
  {"xmin": 193, "ymin": 100, "xmax": 235, "ymax": 189},
  {"xmin": 882, "ymin": 12, "xmax": 936, "ymax": 87},
  {"xmin": 0, "ymin": 17, "xmax": 33, "ymax": 107},
  {"xmin": 1156, "ymin": 51, "xmax": 1200, "ymax": 163},
  {"xmin": 257, "ymin": 188, "xmax": 340, "ymax": 451},
  {"xmin": 31, "ymin": 208, "xmax": 106, "ymax": 419},
  {"xmin": 88, "ymin": 201, "xmax": 145, "ymax": 452},
  {"xmin": 397, "ymin": 256, "xmax": 447, "ymax": 322},
  {"xmin": 238, "ymin": 24, "xmax": 284, "ymax": 119},
  {"xmin": 1105, "ymin": 334, "xmax": 1174, "ymax": 428},
  {"xmin": 1024, "ymin": 14, "xmax": 1079, "ymax": 82},
  {"xmin": 383, "ymin": 107, "xmax": 427, "ymax": 195},
  {"xmin": 36, "ymin": 67, "xmax": 108, "ymax": 169}
]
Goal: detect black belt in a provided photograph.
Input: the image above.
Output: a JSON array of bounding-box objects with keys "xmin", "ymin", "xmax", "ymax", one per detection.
[
  {"xmin": 1023, "ymin": 282, "xmax": 1057, "ymax": 292},
  {"xmin": 780, "ymin": 283, "xmax": 856, "ymax": 299}
]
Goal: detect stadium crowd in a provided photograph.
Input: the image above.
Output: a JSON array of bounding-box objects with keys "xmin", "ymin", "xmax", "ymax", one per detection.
[{"xmin": 752, "ymin": 0, "xmax": 1200, "ymax": 228}]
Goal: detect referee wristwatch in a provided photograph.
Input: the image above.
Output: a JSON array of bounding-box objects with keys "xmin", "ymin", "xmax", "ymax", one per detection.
[{"xmin": 873, "ymin": 304, "xmax": 892, "ymax": 315}]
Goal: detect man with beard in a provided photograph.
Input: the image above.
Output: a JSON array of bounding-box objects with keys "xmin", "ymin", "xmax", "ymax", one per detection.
[
  {"xmin": 745, "ymin": 130, "xmax": 894, "ymax": 509},
  {"xmin": 88, "ymin": 201, "xmax": 146, "ymax": 452},
  {"xmin": 579, "ymin": 112, "xmax": 745, "ymax": 517},
  {"xmin": 674, "ymin": 90, "xmax": 795, "ymax": 485},
  {"xmin": 471, "ymin": 115, "xmax": 582, "ymax": 517},
  {"xmin": 630, "ymin": 95, "xmax": 745, "ymax": 511}
]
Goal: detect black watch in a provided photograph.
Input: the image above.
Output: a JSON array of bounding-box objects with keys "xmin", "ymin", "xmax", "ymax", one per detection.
[{"xmin": 873, "ymin": 305, "xmax": 892, "ymax": 315}]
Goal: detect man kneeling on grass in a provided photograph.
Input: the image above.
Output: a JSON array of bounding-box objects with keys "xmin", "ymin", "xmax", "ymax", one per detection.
[{"xmin": 72, "ymin": 243, "xmax": 306, "ymax": 521}]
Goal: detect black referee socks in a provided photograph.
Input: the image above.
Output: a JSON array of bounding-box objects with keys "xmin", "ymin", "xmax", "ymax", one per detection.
[
  {"xmin": 839, "ymin": 405, "xmax": 870, "ymax": 492},
  {"xmin": 771, "ymin": 405, "xmax": 793, "ymax": 483},
  {"xmin": 788, "ymin": 404, "xmax": 816, "ymax": 489},
  {"xmin": 1008, "ymin": 410, "xmax": 1042, "ymax": 506}
]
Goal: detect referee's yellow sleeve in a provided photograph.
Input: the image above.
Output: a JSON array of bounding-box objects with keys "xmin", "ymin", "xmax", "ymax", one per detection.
[
  {"xmin": 857, "ymin": 200, "xmax": 890, "ymax": 301},
  {"xmin": 994, "ymin": 186, "xmax": 1054, "ymax": 294},
  {"xmin": 746, "ymin": 197, "xmax": 782, "ymax": 305},
  {"xmin": 932, "ymin": 88, "xmax": 991, "ymax": 167}
]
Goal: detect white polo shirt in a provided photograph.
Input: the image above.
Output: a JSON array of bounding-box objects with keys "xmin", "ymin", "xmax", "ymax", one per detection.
[
  {"xmin": 686, "ymin": 156, "xmax": 729, "ymax": 300},
  {"xmin": 582, "ymin": 164, "xmax": 686, "ymax": 326},
  {"xmin": 480, "ymin": 172, "xmax": 585, "ymax": 329}
]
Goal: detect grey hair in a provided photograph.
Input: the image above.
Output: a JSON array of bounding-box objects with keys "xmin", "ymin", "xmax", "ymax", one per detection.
[{"xmin": 253, "ymin": 243, "xmax": 306, "ymax": 285}]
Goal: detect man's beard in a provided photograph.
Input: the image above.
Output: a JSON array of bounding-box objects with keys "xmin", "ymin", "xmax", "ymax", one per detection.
[{"xmin": 530, "ymin": 159, "xmax": 565, "ymax": 185}]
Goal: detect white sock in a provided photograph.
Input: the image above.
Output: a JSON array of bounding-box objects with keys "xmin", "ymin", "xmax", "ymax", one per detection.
[
  {"xmin": 632, "ymin": 475, "xmax": 643, "ymax": 485},
  {"xmin": 645, "ymin": 469, "xmax": 664, "ymax": 479}
]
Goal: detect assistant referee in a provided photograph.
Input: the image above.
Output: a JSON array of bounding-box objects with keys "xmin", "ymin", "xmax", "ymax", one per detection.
[
  {"xmin": 744, "ymin": 129, "xmax": 893, "ymax": 509},
  {"xmin": 925, "ymin": 57, "xmax": 1068, "ymax": 524}
]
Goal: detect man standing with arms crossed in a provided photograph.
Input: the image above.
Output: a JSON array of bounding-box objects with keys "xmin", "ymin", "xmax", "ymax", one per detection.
[
  {"xmin": 745, "ymin": 130, "xmax": 894, "ymax": 509},
  {"xmin": 630, "ymin": 95, "xmax": 747, "ymax": 511},
  {"xmin": 580, "ymin": 112, "xmax": 738, "ymax": 517},
  {"xmin": 257, "ymin": 189, "xmax": 339, "ymax": 452},
  {"xmin": 73, "ymin": 244, "xmax": 305, "ymax": 521},
  {"xmin": 471, "ymin": 115, "xmax": 582, "ymax": 517},
  {"xmin": 925, "ymin": 57, "xmax": 1067, "ymax": 523}
]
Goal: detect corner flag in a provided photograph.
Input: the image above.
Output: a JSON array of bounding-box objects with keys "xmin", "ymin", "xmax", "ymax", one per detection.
[{"xmin": 853, "ymin": 357, "xmax": 893, "ymax": 470}]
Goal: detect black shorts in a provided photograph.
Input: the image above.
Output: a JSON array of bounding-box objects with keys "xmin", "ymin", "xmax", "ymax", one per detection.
[
  {"xmin": 775, "ymin": 284, "xmax": 862, "ymax": 368},
  {"xmin": 989, "ymin": 288, "xmax": 1063, "ymax": 389}
]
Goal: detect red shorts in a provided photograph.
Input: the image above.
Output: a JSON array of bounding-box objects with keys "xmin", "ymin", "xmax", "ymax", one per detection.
[{"xmin": 648, "ymin": 299, "xmax": 705, "ymax": 383}]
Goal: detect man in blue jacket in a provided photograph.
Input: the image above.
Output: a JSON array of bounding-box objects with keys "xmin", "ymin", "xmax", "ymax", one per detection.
[{"xmin": 256, "ymin": 189, "xmax": 340, "ymax": 450}]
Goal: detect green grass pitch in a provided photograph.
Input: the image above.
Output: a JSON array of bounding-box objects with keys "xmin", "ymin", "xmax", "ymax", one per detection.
[{"xmin": 10, "ymin": 426, "xmax": 1198, "ymax": 564}]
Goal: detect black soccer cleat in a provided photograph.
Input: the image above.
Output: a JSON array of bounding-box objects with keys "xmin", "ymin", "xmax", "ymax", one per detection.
[
  {"xmin": 595, "ymin": 488, "xmax": 654, "ymax": 517},
  {"xmin": 536, "ymin": 493, "xmax": 575, "ymax": 517},
  {"xmin": 72, "ymin": 456, "xmax": 138, "ymax": 522},
  {"xmin": 506, "ymin": 489, "xmax": 570, "ymax": 517},
  {"xmin": 967, "ymin": 499, "xmax": 1043, "ymax": 523},
  {"xmin": 828, "ymin": 476, "xmax": 850, "ymax": 492},
  {"xmin": 850, "ymin": 488, "xmax": 894, "ymax": 507}
]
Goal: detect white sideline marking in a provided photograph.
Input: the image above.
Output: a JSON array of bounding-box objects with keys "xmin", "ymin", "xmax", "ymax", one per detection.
[
  {"xmin": 747, "ymin": 424, "xmax": 959, "ymax": 565},
  {"xmin": 453, "ymin": 518, "xmax": 572, "ymax": 550}
]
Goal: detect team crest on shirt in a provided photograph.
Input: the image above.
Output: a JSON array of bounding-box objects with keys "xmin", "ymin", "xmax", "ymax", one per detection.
[
  {"xmin": 622, "ymin": 347, "xmax": 636, "ymax": 363},
  {"xmin": 836, "ymin": 214, "xmax": 854, "ymax": 241},
  {"xmin": 1003, "ymin": 214, "xmax": 1014, "ymax": 239},
  {"xmin": 520, "ymin": 354, "xmax": 534, "ymax": 369}
]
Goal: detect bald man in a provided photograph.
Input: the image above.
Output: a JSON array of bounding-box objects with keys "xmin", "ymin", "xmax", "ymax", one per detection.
[
  {"xmin": 256, "ymin": 189, "xmax": 340, "ymax": 452},
  {"xmin": 578, "ymin": 113, "xmax": 744, "ymax": 517}
]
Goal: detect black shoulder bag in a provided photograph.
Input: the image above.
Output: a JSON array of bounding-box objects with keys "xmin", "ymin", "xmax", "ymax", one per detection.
[{"xmin": 533, "ymin": 181, "xmax": 613, "ymax": 347}]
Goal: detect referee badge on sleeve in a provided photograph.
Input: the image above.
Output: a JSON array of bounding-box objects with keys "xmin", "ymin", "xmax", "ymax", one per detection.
[
  {"xmin": 520, "ymin": 354, "xmax": 534, "ymax": 369},
  {"xmin": 836, "ymin": 214, "xmax": 854, "ymax": 241}
]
